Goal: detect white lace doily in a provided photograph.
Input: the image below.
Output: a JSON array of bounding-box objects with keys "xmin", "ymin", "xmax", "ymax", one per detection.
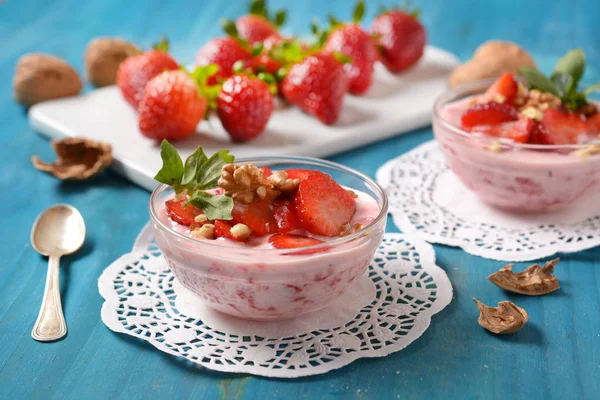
[
  {"xmin": 98, "ymin": 223, "xmax": 452, "ymax": 378},
  {"xmin": 377, "ymin": 140, "xmax": 600, "ymax": 261}
]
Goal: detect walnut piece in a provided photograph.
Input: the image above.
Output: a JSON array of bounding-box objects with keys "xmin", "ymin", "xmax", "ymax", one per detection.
[
  {"xmin": 473, "ymin": 298, "xmax": 528, "ymax": 334},
  {"xmin": 218, "ymin": 164, "xmax": 280, "ymax": 204},
  {"xmin": 230, "ymin": 223, "xmax": 252, "ymax": 240},
  {"xmin": 518, "ymin": 89, "xmax": 561, "ymax": 113},
  {"xmin": 191, "ymin": 224, "xmax": 214, "ymax": 240},
  {"xmin": 449, "ymin": 41, "xmax": 535, "ymax": 88},
  {"xmin": 489, "ymin": 259, "xmax": 560, "ymax": 295},
  {"xmin": 32, "ymin": 138, "xmax": 112, "ymax": 180},
  {"xmin": 268, "ymin": 171, "xmax": 300, "ymax": 192},
  {"xmin": 84, "ymin": 37, "xmax": 140, "ymax": 87},
  {"xmin": 14, "ymin": 53, "xmax": 83, "ymax": 106}
]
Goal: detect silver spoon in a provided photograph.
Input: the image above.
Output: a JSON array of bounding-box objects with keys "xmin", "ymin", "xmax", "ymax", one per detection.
[{"xmin": 30, "ymin": 204, "xmax": 86, "ymax": 342}]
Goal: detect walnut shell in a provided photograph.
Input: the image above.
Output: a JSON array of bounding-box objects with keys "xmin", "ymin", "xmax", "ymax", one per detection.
[
  {"xmin": 84, "ymin": 37, "xmax": 140, "ymax": 87},
  {"xmin": 32, "ymin": 138, "xmax": 112, "ymax": 180},
  {"xmin": 488, "ymin": 258, "xmax": 560, "ymax": 296},
  {"xmin": 473, "ymin": 298, "xmax": 528, "ymax": 335},
  {"xmin": 449, "ymin": 41, "xmax": 536, "ymax": 88},
  {"xmin": 13, "ymin": 53, "xmax": 83, "ymax": 106}
]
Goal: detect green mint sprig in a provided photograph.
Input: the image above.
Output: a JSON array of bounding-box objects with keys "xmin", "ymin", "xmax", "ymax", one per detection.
[
  {"xmin": 519, "ymin": 49, "xmax": 600, "ymax": 111},
  {"xmin": 154, "ymin": 140, "xmax": 235, "ymax": 220}
]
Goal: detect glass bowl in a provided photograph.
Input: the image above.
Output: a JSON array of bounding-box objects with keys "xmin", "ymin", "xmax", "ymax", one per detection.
[
  {"xmin": 149, "ymin": 156, "xmax": 388, "ymax": 321},
  {"xmin": 433, "ymin": 78, "xmax": 600, "ymax": 212}
]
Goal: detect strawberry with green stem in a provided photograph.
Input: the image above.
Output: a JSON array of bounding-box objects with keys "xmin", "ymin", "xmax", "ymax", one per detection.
[
  {"xmin": 315, "ymin": 1, "xmax": 378, "ymax": 95},
  {"xmin": 370, "ymin": 4, "xmax": 426, "ymax": 73},
  {"xmin": 138, "ymin": 65, "xmax": 219, "ymax": 141},
  {"xmin": 116, "ymin": 37, "xmax": 179, "ymax": 108},
  {"xmin": 233, "ymin": 0, "xmax": 286, "ymax": 44}
]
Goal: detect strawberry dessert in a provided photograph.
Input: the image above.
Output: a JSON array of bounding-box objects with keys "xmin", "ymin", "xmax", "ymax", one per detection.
[
  {"xmin": 434, "ymin": 49, "xmax": 600, "ymax": 212},
  {"xmin": 150, "ymin": 142, "xmax": 387, "ymax": 320}
]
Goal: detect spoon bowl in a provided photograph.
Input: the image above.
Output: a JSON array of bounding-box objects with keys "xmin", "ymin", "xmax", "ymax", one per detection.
[{"xmin": 30, "ymin": 204, "xmax": 86, "ymax": 342}]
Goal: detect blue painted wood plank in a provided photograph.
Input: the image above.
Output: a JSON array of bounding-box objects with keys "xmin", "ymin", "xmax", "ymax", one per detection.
[{"xmin": 0, "ymin": 0, "xmax": 599, "ymax": 399}]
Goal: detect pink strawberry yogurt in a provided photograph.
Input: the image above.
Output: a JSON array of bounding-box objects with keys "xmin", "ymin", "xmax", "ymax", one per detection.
[
  {"xmin": 150, "ymin": 159, "xmax": 388, "ymax": 321},
  {"xmin": 434, "ymin": 83, "xmax": 600, "ymax": 212}
]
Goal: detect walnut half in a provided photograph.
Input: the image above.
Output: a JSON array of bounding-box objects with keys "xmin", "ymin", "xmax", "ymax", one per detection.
[
  {"xmin": 218, "ymin": 164, "xmax": 280, "ymax": 204},
  {"xmin": 488, "ymin": 258, "xmax": 560, "ymax": 295},
  {"xmin": 473, "ymin": 298, "xmax": 528, "ymax": 334},
  {"xmin": 32, "ymin": 138, "xmax": 112, "ymax": 180}
]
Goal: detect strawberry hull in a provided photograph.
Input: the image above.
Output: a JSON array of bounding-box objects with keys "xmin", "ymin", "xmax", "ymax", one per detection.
[
  {"xmin": 435, "ymin": 81, "xmax": 600, "ymax": 213},
  {"xmin": 149, "ymin": 158, "xmax": 387, "ymax": 321}
]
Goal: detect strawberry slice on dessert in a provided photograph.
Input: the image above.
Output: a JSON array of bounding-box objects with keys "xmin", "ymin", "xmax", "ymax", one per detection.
[
  {"xmin": 268, "ymin": 233, "xmax": 328, "ymax": 255},
  {"xmin": 293, "ymin": 173, "xmax": 356, "ymax": 237},
  {"xmin": 273, "ymin": 200, "xmax": 302, "ymax": 233},
  {"xmin": 165, "ymin": 200, "xmax": 203, "ymax": 226},
  {"xmin": 480, "ymin": 72, "xmax": 519, "ymax": 104},
  {"xmin": 213, "ymin": 220, "xmax": 247, "ymax": 242},
  {"xmin": 539, "ymin": 109, "xmax": 588, "ymax": 145},
  {"xmin": 472, "ymin": 117, "xmax": 535, "ymax": 143},
  {"xmin": 232, "ymin": 200, "xmax": 277, "ymax": 236},
  {"xmin": 461, "ymin": 101, "xmax": 519, "ymax": 127}
]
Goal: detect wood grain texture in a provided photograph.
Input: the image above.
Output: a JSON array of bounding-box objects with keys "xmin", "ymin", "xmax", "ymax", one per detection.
[{"xmin": 0, "ymin": 0, "xmax": 599, "ymax": 399}]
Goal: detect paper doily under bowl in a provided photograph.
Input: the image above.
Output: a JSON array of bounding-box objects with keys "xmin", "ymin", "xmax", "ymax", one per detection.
[
  {"xmin": 377, "ymin": 140, "xmax": 600, "ymax": 261},
  {"xmin": 98, "ymin": 223, "xmax": 452, "ymax": 378}
]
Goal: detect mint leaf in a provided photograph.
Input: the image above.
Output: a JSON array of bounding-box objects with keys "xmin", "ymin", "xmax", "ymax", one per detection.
[
  {"xmin": 154, "ymin": 140, "xmax": 184, "ymax": 187},
  {"xmin": 554, "ymin": 48, "xmax": 585, "ymax": 86},
  {"xmin": 584, "ymin": 82, "xmax": 600, "ymax": 95},
  {"xmin": 519, "ymin": 66, "xmax": 560, "ymax": 96},
  {"xmin": 181, "ymin": 148, "xmax": 233, "ymax": 189},
  {"xmin": 181, "ymin": 146, "xmax": 208, "ymax": 186},
  {"xmin": 550, "ymin": 72, "xmax": 574, "ymax": 98},
  {"xmin": 188, "ymin": 192, "xmax": 234, "ymax": 221}
]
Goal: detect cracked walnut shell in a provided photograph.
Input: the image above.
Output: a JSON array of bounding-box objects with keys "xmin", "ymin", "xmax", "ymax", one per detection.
[
  {"xmin": 32, "ymin": 138, "xmax": 112, "ymax": 180},
  {"xmin": 488, "ymin": 258, "xmax": 560, "ymax": 295},
  {"xmin": 218, "ymin": 164, "xmax": 279, "ymax": 204},
  {"xmin": 473, "ymin": 298, "xmax": 528, "ymax": 334}
]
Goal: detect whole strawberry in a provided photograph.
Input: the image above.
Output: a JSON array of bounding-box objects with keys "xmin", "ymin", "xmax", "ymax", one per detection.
[
  {"xmin": 217, "ymin": 74, "xmax": 274, "ymax": 142},
  {"xmin": 116, "ymin": 38, "xmax": 179, "ymax": 108},
  {"xmin": 195, "ymin": 37, "xmax": 253, "ymax": 84},
  {"xmin": 138, "ymin": 70, "xmax": 208, "ymax": 141},
  {"xmin": 371, "ymin": 9, "xmax": 426, "ymax": 73},
  {"xmin": 281, "ymin": 53, "xmax": 348, "ymax": 125},
  {"xmin": 321, "ymin": 2, "xmax": 377, "ymax": 95},
  {"xmin": 235, "ymin": 0, "xmax": 286, "ymax": 44}
]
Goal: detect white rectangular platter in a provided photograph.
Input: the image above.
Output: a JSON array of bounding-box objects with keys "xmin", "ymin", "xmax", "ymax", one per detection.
[{"xmin": 29, "ymin": 46, "xmax": 458, "ymax": 191}]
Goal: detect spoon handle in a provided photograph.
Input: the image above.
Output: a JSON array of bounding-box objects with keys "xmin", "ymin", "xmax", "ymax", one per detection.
[{"xmin": 32, "ymin": 255, "xmax": 67, "ymax": 342}]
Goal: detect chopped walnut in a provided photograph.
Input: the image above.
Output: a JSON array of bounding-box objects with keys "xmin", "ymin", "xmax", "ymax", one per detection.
[
  {"xmin": 513, "ymin": 82, "xmax": 528, "ymax": 108},
  {"xmin": 485, "ymin": 141, "xmax": 503, "ymax": 153},
  {"xmin": 218, "ymin": 164, "xmax": 279, "ymax": 204},
  {"xmin": 346, "ymin": 189, "xmax": 358, "ymax": 198},
  {"xmin": 340, "ymin": 222, "xmax": 366, "ymax": 237},
  {"xmin": 31, "ymin": 138, "xmax": 112, "ymax": 180},
  {"xmin": 230, "ymin": 223, "xmax": 252, "ymax": 240},
  {"xmin": 520, "ymin": 106, "xmax": 544, "ymax": 121},
  {"xmin": 488, "ymin": 258, "xmax": 560, "ymax": 295},
  {"xmin": 268, "ymin": 171, "xmax": 300, "ymax": 192},
  {"xmin": 194, "ymin": 214, "xmax": 208, "ymax": 223},
  {"xmin": 518, "ymin": 89, "xmax": 561, "ymax": 113},
  {"xmin": 191, "ymin": 224, "xmax": 214, "ymax": 239},
  {"xmin": 473, "ymin": 298, "xmax": 528, "ymax": 334},
  {"xmin": 575, "ymin": 144, "xmax": 600, "ymax": 161}
]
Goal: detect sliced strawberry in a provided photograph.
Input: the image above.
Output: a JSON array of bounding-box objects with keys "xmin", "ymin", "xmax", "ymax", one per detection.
[
  {"xmin": 213, "ymin": 220, "xmax": 246, "ymax": 242},
  {"xmin": 232, "ymin": 200, "xmax": 277, "ymax": 236},
  {"xmin": 293, "ymin": 173, "xmax": 356, "ymax": 237},
  {"xmin": 165, "ymin": 200, "xmax": 202, "ymax": 226},
  {"xmin": 461, "ymin": 102, "xmax": 519, "ymax": 128},
  {"xmin": 586, "ymin": 112, "xmax": 600, "ymax": 134},
  {"xmin": 529, "ymin": 121, "xmax": 553, "ymax": 144},
  {"xmin": 273, "ymin": 200, "xmax": 302, "ymax": 233},
  {"xmin": 471, "ymin": 117, "xmax": 535, "ymax": 143},
  {"xmin": 268, "ymin": 233, "xmax": 328, "ymax": 255},
  {"xmin": 260, "ymin": 166, "xmax": 273, "ymax": 177},
  {"xmin": 285, "ymin": 169, "xmax": 325, "ymax": 181},
  {"xmin": 480, "ymin": 73, "xmax": 518, "ymax": 104},
  {"xmin": 540, "ymin": 109, "xmax": 588, "ymax": 145}
]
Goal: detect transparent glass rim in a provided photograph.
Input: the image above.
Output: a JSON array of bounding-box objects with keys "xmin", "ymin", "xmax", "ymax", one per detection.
[
  {"xmin": 149, "ymin": 155, "xmax": 388, "ymax": 255},
  {"xmin": 433, "ymin": 78, "xmax": 600, "ymax": 150}
]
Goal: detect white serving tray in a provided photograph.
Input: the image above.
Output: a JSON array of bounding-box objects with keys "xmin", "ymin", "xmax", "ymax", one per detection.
[{"xmin": 29, "ymin": 46, "xmax": 458, "ymax": 191}]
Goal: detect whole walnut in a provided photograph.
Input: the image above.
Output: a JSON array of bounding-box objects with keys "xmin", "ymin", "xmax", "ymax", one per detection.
[
  {"xmin": 13, "ymin": 53, "xmax": 83, "ymax": 106},
  {"xmin": 449, "ymin": 41, "xmax": 536, "ymax": 88},
  {"xmin": 84, "ymin": 37, "xmax": 140, "ymax": 87}
]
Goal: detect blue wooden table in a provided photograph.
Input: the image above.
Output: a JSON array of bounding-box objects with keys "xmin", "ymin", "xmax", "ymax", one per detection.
[{"xmin": 1, "ymin": 0, "xmax": 599, "ymax": 398}]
